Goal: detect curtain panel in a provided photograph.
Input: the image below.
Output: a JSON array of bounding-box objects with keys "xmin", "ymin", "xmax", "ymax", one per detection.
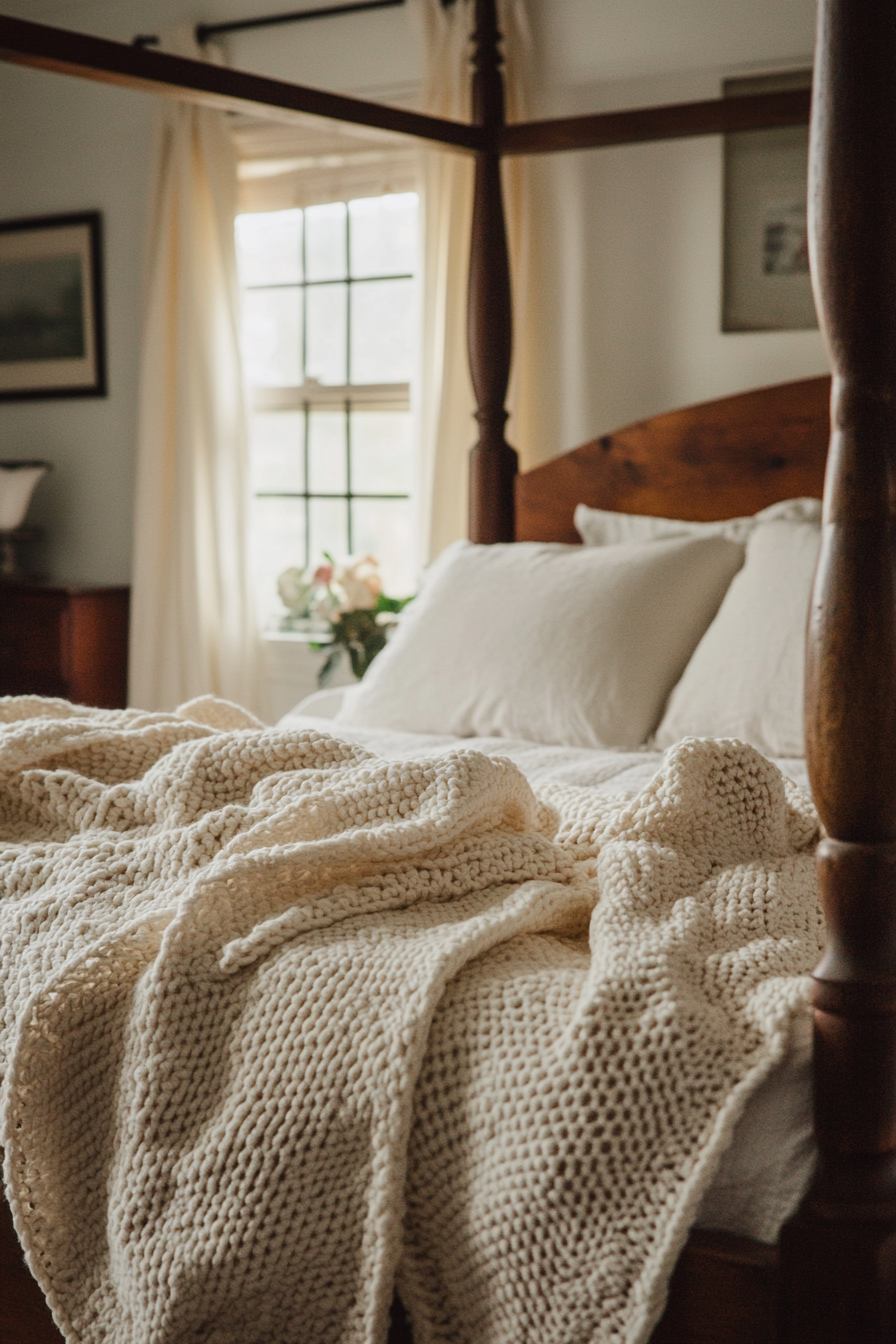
[{"xmin": 130, "ymin": 29, "xmax": 259, "ymax": 713}]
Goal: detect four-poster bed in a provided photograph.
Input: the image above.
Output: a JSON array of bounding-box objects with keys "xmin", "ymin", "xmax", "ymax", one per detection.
[{"xmin": 0, "ymin": 2, "xmax": 894, "ymax": 1341}]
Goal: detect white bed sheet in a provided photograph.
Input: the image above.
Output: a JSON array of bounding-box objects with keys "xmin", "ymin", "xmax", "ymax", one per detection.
[{"xmin": 278, "ymin": 703, "xmax": 817, "ymax": 1245}]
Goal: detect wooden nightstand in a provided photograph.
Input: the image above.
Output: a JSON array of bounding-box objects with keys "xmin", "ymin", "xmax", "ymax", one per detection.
[{"xmin": 0, "ymin": 583, "xmax": 130, "ymax": 708}]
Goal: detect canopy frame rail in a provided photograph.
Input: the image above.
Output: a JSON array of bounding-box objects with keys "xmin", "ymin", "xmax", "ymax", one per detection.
[
  {"xmin": 0, "ymin": 13, "xmax": 809, "ymax": 159},
  {"xmin": 0, "ymin": 14, "xmax": 482, "ymax": 150}
]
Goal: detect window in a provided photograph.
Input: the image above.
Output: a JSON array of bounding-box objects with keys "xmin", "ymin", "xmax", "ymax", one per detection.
[{"xmin": 235, "ymin": 192, "xmax": 418, "ymax": 620}]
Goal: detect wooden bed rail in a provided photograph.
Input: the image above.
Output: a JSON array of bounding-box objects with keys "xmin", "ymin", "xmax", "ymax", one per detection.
[{"xmin": 778, "ymin": 1, "xmax": 896, "ymax": 1338}]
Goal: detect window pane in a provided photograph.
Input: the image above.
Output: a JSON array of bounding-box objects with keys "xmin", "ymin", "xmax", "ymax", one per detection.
[
  {"xmin": 308, "ymin": 408, "xmax": 347, "ymax": 494},
  {"xmin": 242, "ymin": 288, "xmax": 302, "ymax": 386},
  {"xmin": 309, "ymin": 496, "xmax": 349, "ymax": 567},
  {"xmin": 306, "ymin": 283, "xmax": 347, "ymax": 384},
  {"xmin": 305, "ymin": 201, "xmax": 347, "ymax": 282},
  {"xmin": 236, "ymin": 209, "xmax": 303, "ymax": 287},
  {"xmin": 350, "ymin": 278, "xmax": 414, "ymax": 383},
  {"xmin": 249, "ymin": 411, "xmax": 305, "ymax": 494},
  {"xmin": 350, "ymin": 409, "xmax": 411, "ymax": 494},
  {"xmin": 250, "ymin": 496, "xmax": 306, "ymax": 622},
  {"xmin": 349, "ymin": 193, "xmax": 418, "ymax": 278},
  {"xmin": 350, "ymin": 498, "xmax": 414, "ymax": 596}
]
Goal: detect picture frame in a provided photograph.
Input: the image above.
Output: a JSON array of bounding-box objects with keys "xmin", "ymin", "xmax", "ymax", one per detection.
[
  {"xmin": 722, "ymin": 72, "xmax": 818, "ymax": 334},
  {"xmin": 0, "ymin": 211, "xmax": 107, "ymax": 401}
]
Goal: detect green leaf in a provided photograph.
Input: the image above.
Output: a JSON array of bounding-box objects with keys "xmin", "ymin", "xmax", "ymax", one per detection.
[{"xmin": 376, "ymin": 593, "xmax": 414, "ymax": 614}]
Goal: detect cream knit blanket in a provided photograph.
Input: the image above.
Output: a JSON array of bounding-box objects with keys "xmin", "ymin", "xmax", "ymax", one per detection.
[{"xmin": 0, "ymin": 697, "xmax": 824, "ymax": 1344}]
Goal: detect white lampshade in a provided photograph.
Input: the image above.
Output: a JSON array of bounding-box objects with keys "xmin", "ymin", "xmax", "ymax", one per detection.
[{"xmin": 0, "ymin": 461, "xmax": 51, "ymax": 531}]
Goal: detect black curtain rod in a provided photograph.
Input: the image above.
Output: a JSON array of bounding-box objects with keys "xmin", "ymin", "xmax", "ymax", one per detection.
[
  {"xmin": 200, "ymin": 0, "xmax": 403, "ymax": 43},
  {"xmin": 134, "ymin": 0, "xmax": 455, "ymax": 50}
]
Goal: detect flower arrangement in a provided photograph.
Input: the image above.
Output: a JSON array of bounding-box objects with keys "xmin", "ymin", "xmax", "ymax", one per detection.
[{"xmin": 277, "ymin": 554, "xmax": 412, "ymax": 685}]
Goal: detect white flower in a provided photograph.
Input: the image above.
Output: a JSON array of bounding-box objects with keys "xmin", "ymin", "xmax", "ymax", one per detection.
[
  {"xmin": 277, "ymin": 567, "xmax": 313, "ymax": 616},
  {"xmin": 310, "ymin": 587, "xmax": 341, "ymax": 623},
  {"xmin": 333, "ymin": 555, "xmax": 382, "ymax": 612}
]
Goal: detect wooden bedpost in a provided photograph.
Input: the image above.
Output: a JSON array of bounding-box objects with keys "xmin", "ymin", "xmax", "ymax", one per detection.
[
  {"xmin": 779, "ymin": 1, "xmax": 896, "ymax": 1339},
  {"xmin": 467, "ymin": 0, "xmax": 517, "ymax": 543}
]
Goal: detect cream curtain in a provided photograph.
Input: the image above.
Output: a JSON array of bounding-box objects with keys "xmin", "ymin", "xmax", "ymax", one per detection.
[
  {"xmin": 129, "ymin": 28, "xmax": 259, "ymax": 712},
  {"xmin": 412, "ymin": 0, "xmax": 536, "ymax": 564}
]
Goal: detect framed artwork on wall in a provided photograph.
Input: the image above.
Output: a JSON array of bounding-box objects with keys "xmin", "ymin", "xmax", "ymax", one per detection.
[
  {"xmin": 722, "ymin": 71, "xmax": 818, "ymax": 333},
  {"xmin": 0, "ymin": 211, "xmax": 107, "ymax": 401}
]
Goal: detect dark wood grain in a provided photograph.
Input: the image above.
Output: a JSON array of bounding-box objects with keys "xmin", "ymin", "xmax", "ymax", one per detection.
[
  {"xmin": 777, "ymin": 2, "xmax": 896, "ymax": 1340},
  {"xmin": 515, "ymin": 376, "xmax": 830, "ymax": 543},
  {"xmin": 0, "ymin": 584, "xmax": 129, "ymax": 708},
  {"xmin": 0, "ymin": 1180, "xmax": 65, "ymax": 1344},
  {"xmin": 0, "ymin": 14, "xmax": 482, "ymax": 152},
  {"xmin": 63, "ymin": 588, "xmax": 130, "ymax": 709},
  {"xmin": 649, "ymin": 1230, "xmax": 779, "ymax": 1344},
  {"xmin": 500, "ymin": 87, "xmax": 811, "ymax": 157},
  {"xmin": 466, "ymin": 0, "xmax": 517, "ymax": 543}
]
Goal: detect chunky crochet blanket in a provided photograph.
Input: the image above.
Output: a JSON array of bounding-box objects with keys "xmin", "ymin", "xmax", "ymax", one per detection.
[{"xmin": 0, "ymin": 696, "xmax": 824, "ymax": 1344}]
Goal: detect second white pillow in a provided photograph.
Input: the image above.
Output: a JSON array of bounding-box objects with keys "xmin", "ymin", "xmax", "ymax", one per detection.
[
  {"xmin": 655, "ymin": 518, "xmax": 821, "ymax": 757},
  {"xmin": 574, "ymin": 497, "xmax": 821, "ymax": 548}
]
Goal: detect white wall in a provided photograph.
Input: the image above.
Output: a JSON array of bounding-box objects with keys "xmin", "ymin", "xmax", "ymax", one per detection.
[
  {"xmin": 531, "ymin": 0, "xmax": 816, "ymax": 97},
  {"xmin": 0, "ymin": 64, "xmax": 154, "ymax": 583},
  {"xmin": 0, "ymin": 0, "xmax": 829, "ymax": 586}
]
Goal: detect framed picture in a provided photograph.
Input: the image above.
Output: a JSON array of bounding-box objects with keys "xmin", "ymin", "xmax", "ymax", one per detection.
[
  {"xmin": 722, "ymin": 72, "xmax": 818, "ymax": 333},
  {"xmin": 0, "ymin": 211, "xmax": 107, "ymax": 401}
]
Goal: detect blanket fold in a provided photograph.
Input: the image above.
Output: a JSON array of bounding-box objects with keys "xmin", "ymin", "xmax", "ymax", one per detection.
[{"xmin": 0, "ymin": 699, "xmax": 823, "ymax": 1344}]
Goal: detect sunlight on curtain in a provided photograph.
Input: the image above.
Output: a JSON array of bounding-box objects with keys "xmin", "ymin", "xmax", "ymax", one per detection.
[
  {"xmin": 130, "ymin": 29, "xmax": 259, "ymax": 712},
  {"xmin": 412, "ymin": 0, "xmax": 535, "ymax": 565}
]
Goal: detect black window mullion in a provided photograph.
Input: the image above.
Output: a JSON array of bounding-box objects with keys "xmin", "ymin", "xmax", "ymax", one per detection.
[
  {"xmin": 345, "ymin": 399, "xmax": 353, "ymax": 554},
  {"xmin": 345, "ymin": 203, "xmax": 352, "ymax": 388},
  {"xmin": 256, "ymin": 493, "xmax": 408, "ymax": 500},
  {"xmin": 246, "ymin": 272, "xmax": 411, "ymax": 290},
  {"xmin": 303, "ymin": 401, "xmax": 311, "ymax": 569},
  {"xmin": 301, "ymin": 207, "xmax": 308, "ymax": 388}
]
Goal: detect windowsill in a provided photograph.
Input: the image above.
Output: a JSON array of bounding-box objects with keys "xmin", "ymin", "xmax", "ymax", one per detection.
[
  {"xmin": 263, "ymin": 628, "xmax": 334, "ymax": 645},
  {"xmin": 262, "ymin": 617, "xmax": 333, "ymax": 645}
]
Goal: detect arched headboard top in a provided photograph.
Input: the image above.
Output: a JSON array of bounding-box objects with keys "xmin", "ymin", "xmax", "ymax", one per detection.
[{"xmin": 515, "ymin": 375, "xmax": 831, "ymax": 544}]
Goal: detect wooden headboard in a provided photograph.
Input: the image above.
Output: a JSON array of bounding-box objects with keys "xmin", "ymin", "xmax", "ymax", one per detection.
[{"xmin": 515, "ymin": 375, "xmax": 831, "ymax": 543}]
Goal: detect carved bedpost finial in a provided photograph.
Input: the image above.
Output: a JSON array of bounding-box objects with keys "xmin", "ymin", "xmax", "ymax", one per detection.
[
  {"xmin": 467, "ymin": 0, "xmax": 518, "ymax": 543},
  {"xmin": 779, "ymin": 1, "xmax": 896, "ymax": 1338}
]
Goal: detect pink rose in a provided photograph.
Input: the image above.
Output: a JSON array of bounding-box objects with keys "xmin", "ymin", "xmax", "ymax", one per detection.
[{"xmin": 334, "ymin": 555, "xmax": 382, "ymax": 612}]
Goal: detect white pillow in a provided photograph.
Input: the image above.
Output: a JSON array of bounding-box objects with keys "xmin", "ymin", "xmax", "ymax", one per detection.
[
  {"xmin": 336, "ymin": 535, "xmax": 745, "ymax": 749},
  {"xmin": 574, "ymin": 497, "xmax": 821, "ymax": 548},
  {"xmin": 655, "ymin": 518, "xmax": 821, "ymax": 757}
]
